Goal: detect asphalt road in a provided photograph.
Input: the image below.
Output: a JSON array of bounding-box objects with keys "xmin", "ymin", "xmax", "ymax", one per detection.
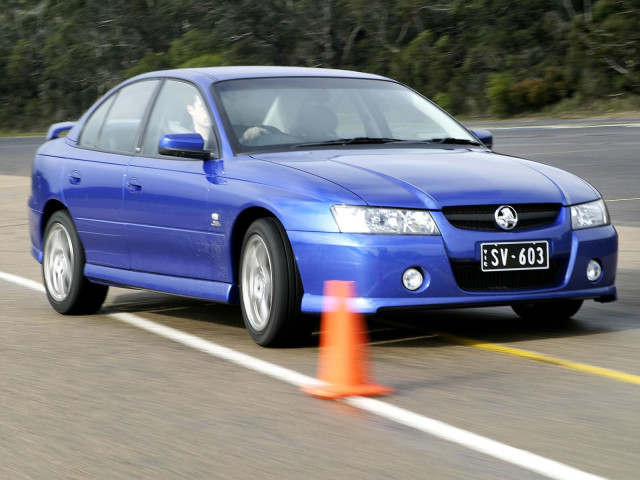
[{"xmin": 1, "ymin": 125, "xmax": 639, "ymax": 480}]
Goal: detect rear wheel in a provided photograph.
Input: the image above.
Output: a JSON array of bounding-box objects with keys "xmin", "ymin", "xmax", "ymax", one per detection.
[
  {"xmin": 511, "ymin": 299, "xmax": 583, "ymax": 322},
  {"xmin": 42, "ymin": 211, "xmax": 108, "ymax": 314},
  {"xmin": 239, "ymin": 217, "xmax": 310, "ymax": 347}
]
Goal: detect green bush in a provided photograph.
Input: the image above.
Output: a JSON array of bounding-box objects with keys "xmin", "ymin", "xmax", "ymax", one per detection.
[
  {"xmin": 432, "ymin": 92, "xmax": 453, "ymax": 112},
  {"xmin": 487, "ymin": 73, "xmax": 516, "ymax": 117}
]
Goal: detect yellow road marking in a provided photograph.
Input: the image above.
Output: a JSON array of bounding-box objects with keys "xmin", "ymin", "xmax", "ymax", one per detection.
[
  {"xmin": 439, "ymin": 333, "xmax": 640, "ymax": 386},
  {"xmin": 607, "ymin": 197, "xmax": 640, "ymax": 202}
]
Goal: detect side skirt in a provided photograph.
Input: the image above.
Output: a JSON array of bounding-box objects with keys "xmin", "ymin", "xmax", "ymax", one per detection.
[{"xmin": 84, "ymin": 264, "xmax": 238, "ymax": 304}]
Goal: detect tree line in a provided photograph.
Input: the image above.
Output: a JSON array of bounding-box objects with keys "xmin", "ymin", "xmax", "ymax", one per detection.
[{"xmin": 1, "ymin": 0, "xmax": 638, "ymax": 130}]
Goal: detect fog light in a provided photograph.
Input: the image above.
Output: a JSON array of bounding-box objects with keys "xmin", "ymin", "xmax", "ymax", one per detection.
[
  {"xmin": 586, "ymin": 259, "xmax": 602, "ymax": 282},
  {"xmin": 402, "ymin": 268, "xmax": 424, "ymax": 291}
]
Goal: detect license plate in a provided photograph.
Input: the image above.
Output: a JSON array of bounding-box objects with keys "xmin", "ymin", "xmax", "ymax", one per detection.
[{"xmin": 481, "ymin": 241, "xmax": 549, "ymax": 272}]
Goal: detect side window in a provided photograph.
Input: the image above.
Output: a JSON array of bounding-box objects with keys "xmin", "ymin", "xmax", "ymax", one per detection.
[
  {"xmin": 78, "ymin": 95, "xmax": 115, "ymax": 148},
  {"xmin": 142, "ymin": 80, "xmax": 216, "ymax": 156},
  {"xmin": 93, "ymin": 80, "xmax": 158, "ymax": 154}
]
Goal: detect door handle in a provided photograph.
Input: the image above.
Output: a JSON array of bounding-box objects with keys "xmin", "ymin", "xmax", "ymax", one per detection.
[
  {"xmin": 127, "ymin": 178, "xmax": 142, "ymax": 193},
  {"xmin": 68, "ymin": 170, "xmax": 81, "ymax": 185}
]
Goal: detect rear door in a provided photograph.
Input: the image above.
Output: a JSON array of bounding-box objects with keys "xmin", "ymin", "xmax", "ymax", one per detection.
[{"xmin": 64, "ymin": 80, "xmax": 159, "ymax": 269}]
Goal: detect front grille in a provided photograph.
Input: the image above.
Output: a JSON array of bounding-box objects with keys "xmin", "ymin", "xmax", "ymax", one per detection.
[
  {"xmin": 442, "ymin": 204, "xmax": 561, "ymax": 231},
  {"xmin": 450, "ymin": 259, "xmax": 566, "ymax": 292}
]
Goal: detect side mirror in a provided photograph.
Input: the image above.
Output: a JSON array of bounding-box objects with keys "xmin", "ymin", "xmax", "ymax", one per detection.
[
  {"xmin": 46, "ymin": 121, "xmax": 75, "ymax": 140},
  {"xmin": 158, "ymin": 133, "xmax": 210, "ymax": 160},
  {"xmin": 469, "ymin": 129, "xmax": 493, "ymax": 149}
]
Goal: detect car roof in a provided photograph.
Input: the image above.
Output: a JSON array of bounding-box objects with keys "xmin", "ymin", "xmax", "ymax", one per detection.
[
  {"xmin": 66, "ymin": 66, "xmax": 394, "ymax": 144},
  {"xmin": 131, "ymin": 66, "xmax": 390, "ymax": 83}
]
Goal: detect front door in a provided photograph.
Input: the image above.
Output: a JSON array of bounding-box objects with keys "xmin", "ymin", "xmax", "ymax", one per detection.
[{"xmin": 124, "ymin": 79, "xmax": 221, "ymax": 280}]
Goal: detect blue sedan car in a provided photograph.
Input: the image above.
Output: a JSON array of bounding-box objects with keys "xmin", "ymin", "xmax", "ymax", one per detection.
[{"xmin": 29, "ymin": 66, "xmax": 617, "ymax": 346}]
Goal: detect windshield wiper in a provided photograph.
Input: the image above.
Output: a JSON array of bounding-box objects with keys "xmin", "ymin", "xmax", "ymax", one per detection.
[
  {"xmin": 292, "ymin": 137, "xmax": 406, "ymax": 148},
  {"xmin": 292, "ymin": 136, "xmax": 483, "ymax": 148},
  {"xmin": 427, "ymin": 137, "xmax": 482, "ymax": 146}
]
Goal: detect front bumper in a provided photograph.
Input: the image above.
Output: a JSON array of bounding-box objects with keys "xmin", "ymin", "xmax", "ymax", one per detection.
[{"xmin": 289, "ymin": 223, "xmax": 618, "ymax": 314}]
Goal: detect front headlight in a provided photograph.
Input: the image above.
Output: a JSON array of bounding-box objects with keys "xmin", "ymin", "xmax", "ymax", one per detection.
[
  {"xmin": 571, "ymin": 199, "xmax": 610, "ymax": 230},
  {"xmin": 331, "ymin": 205, "xmax": 440, "ymax": 235}
]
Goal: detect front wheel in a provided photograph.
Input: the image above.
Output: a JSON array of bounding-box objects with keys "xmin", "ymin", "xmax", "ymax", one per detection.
[
  {"xmin": 239, "ymin": 217, "xmax": 309, "ymax": 347},
  {"xmin": 42, "ymin": 211, "xmax": 108, "ymax": 314},
  {"xmin": 511, "ymin": 299, "xmax": 583, "ymax": 322}
]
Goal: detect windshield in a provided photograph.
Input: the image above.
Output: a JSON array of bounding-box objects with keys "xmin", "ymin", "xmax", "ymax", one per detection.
[{"xmin": 214, "ymin": 77, "xmax": 476, "ymax": 153}]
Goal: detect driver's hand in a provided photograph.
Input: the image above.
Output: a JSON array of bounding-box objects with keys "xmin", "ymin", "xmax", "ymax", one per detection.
[{"xmin": 242, "ymin": 126, "xmax": 268, "ymax": 141}]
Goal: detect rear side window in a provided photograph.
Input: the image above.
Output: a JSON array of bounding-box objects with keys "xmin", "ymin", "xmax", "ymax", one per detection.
[
  {"xmin": 79, "ymin": 80, "xmax": 158, "ymax": 154},
  {"xmin": 79, "ymin": 95, "xmax": 115, "ymax": 147}
]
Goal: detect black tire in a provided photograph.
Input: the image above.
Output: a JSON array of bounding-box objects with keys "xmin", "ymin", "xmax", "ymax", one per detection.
[
  {"xmin": 511, "ymin": 299, "xmax": 583, "ymax": 322},
  {"xmin": 239, "ymin": 217, "xmax": 309, "ymax": 347},
  {"xmin": 42, "ymin": 210, "xmax": 108, "ymax": 315}
]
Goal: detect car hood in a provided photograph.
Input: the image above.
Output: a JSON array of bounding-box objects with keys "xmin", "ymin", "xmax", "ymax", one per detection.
[{"xmin": 250, "ymin": 148, "xmax": 600, "ymax": 209}]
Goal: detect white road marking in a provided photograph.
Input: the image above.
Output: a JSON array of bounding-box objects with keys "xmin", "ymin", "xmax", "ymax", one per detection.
[
  {"xmin": 347, "ymin": 396, "xmax": 606, "ymax": 480},
  {"xmin": 1, "ymin": 270, "xmax": 607, "ymax": 480},
  {"xmin": 112, "ymin": 311, "xmax": 320, "ymax": 388},
  {"xmin": 472, "ymin": 122, "xmax": 640, "ymax": 131},
  {"xmin": 0, "ymin": 271, "xmax": 45, "ymax": 293}
]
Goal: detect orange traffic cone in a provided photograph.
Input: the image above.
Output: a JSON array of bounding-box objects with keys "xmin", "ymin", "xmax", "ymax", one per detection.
[{"xmin": 301, "ymin": 280, "xmax": 393, "ymax": 399}]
